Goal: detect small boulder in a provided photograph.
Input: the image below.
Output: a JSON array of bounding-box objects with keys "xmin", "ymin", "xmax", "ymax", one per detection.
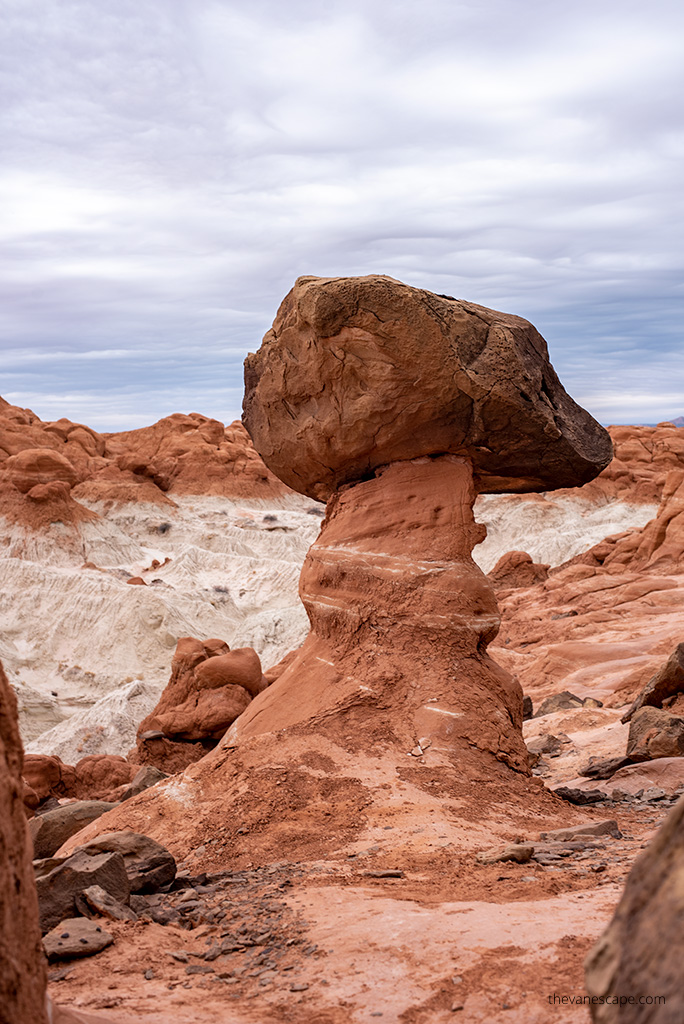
[
  {"xmin": 487, "ymin": 550, "xmax": 550, "ymax": 589},
  {"xmin": 622, "ymin": 643, "xmax": 684, "ymax": 723},
  {"xmin": 75, "ymin": 884, "xmax": 138, "ymax": 922},
  {"xmin": 539, "ymin": 820, "xmax": 621, "ymax": 842},
  {"xmin": 36, "ymin": 849, "xmax": 130, "ymax": 934},
  {"xmin": 534, "ymin": 691, "xmax": 585, "ymax": 717},
  {"xmin": 29, "ymin": 800, "xmax": 118, "ymax": 859},
  {"xmin": 42, "ymin": 918, "xmax": 113, "ymax": 961},
  {"xmin": 553, "ymin": 786, "xmax": 606, "ymax": 805},
  {"xmin": 476, "ymin": 843, "xmax": 534, "ymax": 865},
  {"xmin": 527, "ymin": 733, "xmax": 563, "ymax": 757},
  {"xmin": 577, "ymin": 756, "xmax": 632, "ymax": 780},
  {"xmin": 626, "ymin": 707, "xmax": 684, "ymax": 762},
  {"xmin": 22, "ymin": 754, "xmax": 76, "ymax": 803},
  {"xmin": 115, "ymin": 765, "xmax": 168, "ymax": 802},
  {"xmin": 75, "ymin": 831, "xmax": 176, "ymax": 893}
]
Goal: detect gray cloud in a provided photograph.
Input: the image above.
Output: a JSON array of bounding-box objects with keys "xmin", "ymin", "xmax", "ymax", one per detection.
[{"xmin": 1, "ymin": 0, "xmax": 683, "ymax": 429}]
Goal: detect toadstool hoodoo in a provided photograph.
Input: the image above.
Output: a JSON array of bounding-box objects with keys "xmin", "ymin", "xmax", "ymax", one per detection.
[{"xmin": 234, "ymin": 275, "xmax": 612, "ymax": 772}]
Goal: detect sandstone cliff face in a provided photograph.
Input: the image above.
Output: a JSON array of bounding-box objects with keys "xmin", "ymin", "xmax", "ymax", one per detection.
[
  {"xmin": 0, "ymin": 659, "xmax": 47, "ymax": 1024},
  {"xmin": 599, "ymin": 470, "xmax": 684, "ymax": 571}
]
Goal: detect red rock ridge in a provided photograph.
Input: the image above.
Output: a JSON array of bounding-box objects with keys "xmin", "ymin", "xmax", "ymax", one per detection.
[{"xmin": 0, "ymin": 398, "xmax": 291, "ymax": 534}]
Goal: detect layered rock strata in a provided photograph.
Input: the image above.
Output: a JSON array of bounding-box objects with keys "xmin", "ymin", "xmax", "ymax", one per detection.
[
  {"xmin": 59, "ymin": 278, "xmax": 610, "ymax": 869},
  {"xmin": 232, "ymin": 276, "xmax": 611, "ymax": 771},
  {"xmin": 231, "ymin": 455, "xmax": 529, "ymax": 768}
]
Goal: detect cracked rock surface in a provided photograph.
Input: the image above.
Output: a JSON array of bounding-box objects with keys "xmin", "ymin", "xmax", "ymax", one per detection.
[{"xmin": 243, "ymin": 274, "xmax": 612, "ymax": 501}]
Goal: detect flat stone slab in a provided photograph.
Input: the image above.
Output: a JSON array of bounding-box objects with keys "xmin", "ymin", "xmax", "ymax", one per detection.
[
  {"xmin": 539, "ymin": 819, "xmax": 621, "ymax": 841},
  {"xmin": 43, "ymin": 917, "xmax": 113, "ymax": 960},
  {"xmin": 476, "ymin": 843, "xmax": 534, "ymax": 865}
]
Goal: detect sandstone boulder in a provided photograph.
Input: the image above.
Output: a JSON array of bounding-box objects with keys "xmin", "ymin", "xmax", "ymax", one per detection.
[
  {"xmin": 0, "ymin": 660, "xmax": 48, "ymax": 1023},
  {"xmin": 68, "ymin": 755, "xmax": 138, "ymax": 801},
  {"xmin": 6, "ymin": 447, "xmax": 78, "ymax": 493},
  {"xmin": 30, "ymin": 800, "xmax": 119, "ymax": 859},
  {"xmin": 75, "ymin": 884, "xmax": 138, "ymax": 922},
  {"xmin": 75, "ymin": 831, "xmax": 176, "ymax": 893},
  {"xmin": 23, "ymin": 754, "xmax": 77, "ymax": 804},
  {"xmin": 534, "ymin": 691, "xmax": 585, "ymax": 717},
  {"xmin": 539, "ymin": 820, "xmax": 621, "ymax": 841},
  {"xmin": 134, "ymin": 637, "xmax": 261, "ymax": 767},
  {"xmin": 487, "ymin": 550, "xmax": 550, "ymax": 589},
  {"xmin": 115, "ymin": 765, "xmax": 168, "ymax": 802},
  {"xmin": 585, "ymin": 795, "xmax": 684, "ymax": 1021},
  {"xmin": 626, "ymin": 707, "xmax": 684, "ymax": 762},
  {"xmin": 622, "ymin": 643, "xmax": 684, "ymax": 723},
  {"xmin": 243, "ymin": 275, "xmax": 612, "ymax": 500},
  {"xmin": 476, "ymin": 843, "xmax": 534, "ymax": 864},
  {"xmin": 36, "ymin": 849, "xmax": 130, "ymax": 934}
]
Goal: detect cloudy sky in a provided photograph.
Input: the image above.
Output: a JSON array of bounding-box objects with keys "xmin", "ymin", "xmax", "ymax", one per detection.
[{"xmin": 1, "ymin": 0, "xmax": 682, "ymax": 431}]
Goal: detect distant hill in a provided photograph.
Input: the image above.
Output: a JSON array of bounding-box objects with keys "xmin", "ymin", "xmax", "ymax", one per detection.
[{"xmin": 634, "ymin": 417, "xmax": 684, "ymax": 428}]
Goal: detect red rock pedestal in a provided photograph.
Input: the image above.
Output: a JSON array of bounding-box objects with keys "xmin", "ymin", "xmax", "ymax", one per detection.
[
  {"xmin": 0, "ymin": 661, "xmax": 48, "ymax": 1024},
  {"xmin": 227, "ymin": 456, "xmax": 529, "ymax": 773}
]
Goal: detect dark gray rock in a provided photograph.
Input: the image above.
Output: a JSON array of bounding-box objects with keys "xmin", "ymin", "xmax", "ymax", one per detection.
[
  {"xmin": 75, "ymin": 884, "xmax": 138, "ymax": 922},
  {"xmin": 578, "ymin": 756, "xmax": 632, "ymax": 779},
  {"xmin": 29, "ymin": 800, "xmax": 118, "ymax": 859},
  {"xmin": 36, "ymin": 849, "xmax": 130, "ymax": 934},
  {"xmin": 553, "ymin": 786, "xmax": 606, "ymax": 805},
  {"xmin": 75, "ymin": 831, "xmax": 176, "ymax": 892},
  {"xmin": 527, "ymin": 733, "xmax": 563, "ymax": 757}
]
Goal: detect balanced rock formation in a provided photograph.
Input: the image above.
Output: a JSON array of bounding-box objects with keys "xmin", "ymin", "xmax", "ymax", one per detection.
[
  {"xmin": 233, "ymin": 276, "xmax": 611, "ymax": 773},
  {"xmin": 0, "ymin": 660, "xmax": 48, "ymax": 1024},
  {"xmin": 132, "ymin": 637, "xmax": 265, "ymax": 772}
]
